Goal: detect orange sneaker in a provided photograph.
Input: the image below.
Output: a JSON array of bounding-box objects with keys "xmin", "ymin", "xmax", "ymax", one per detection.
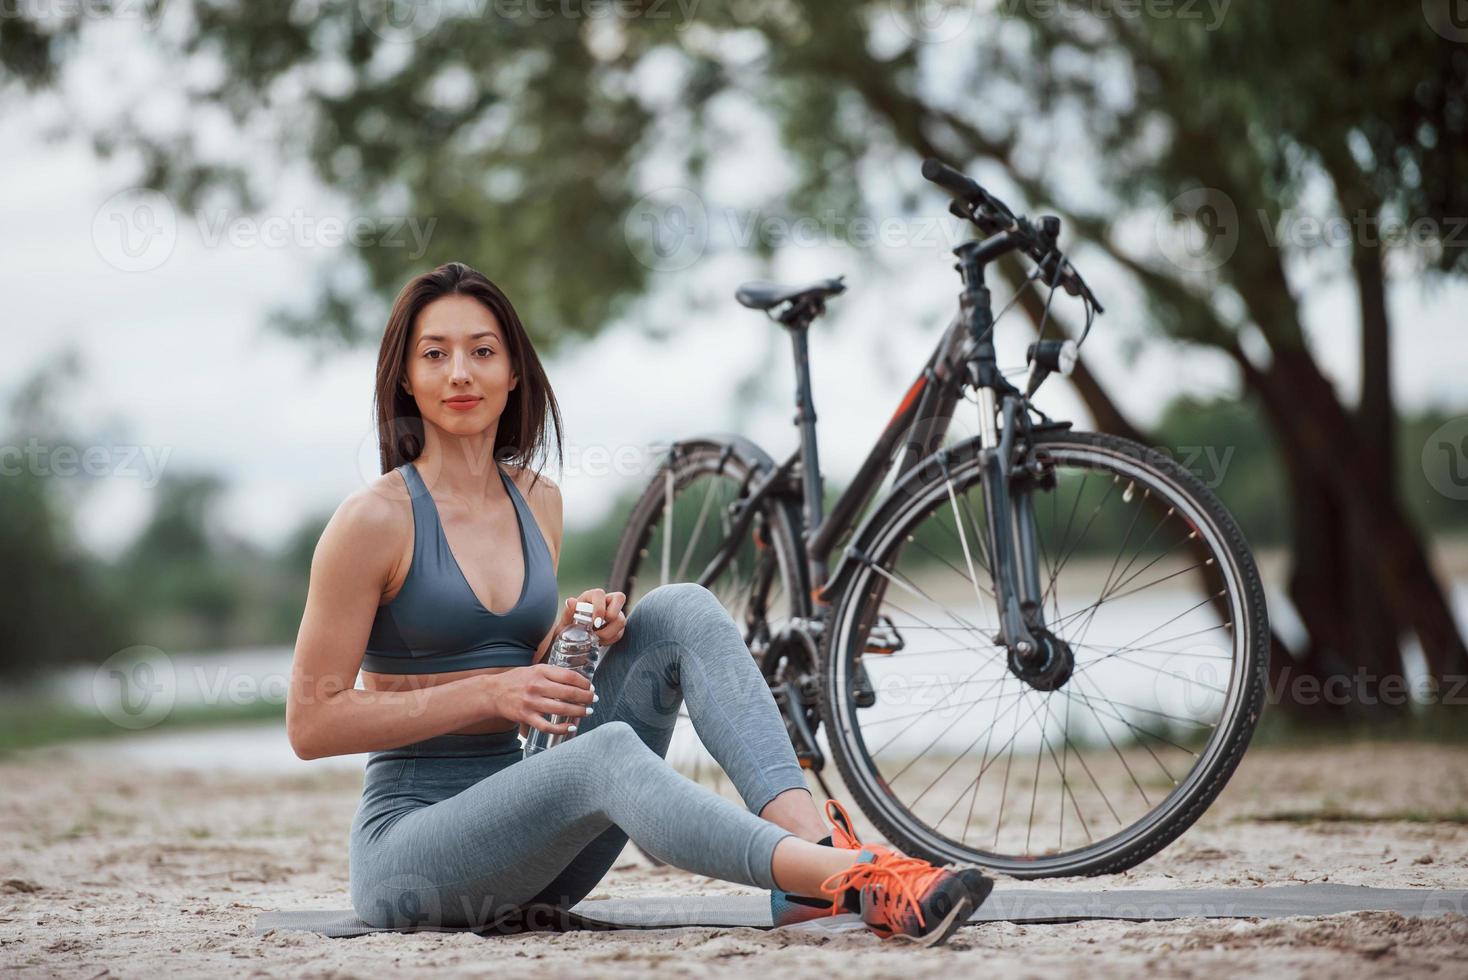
[
  {"xmin": 769, "ymin": 799, "xmax": 866, "ymax": 927},
  {"xmin": 818, "ymin": 847, "xmax": 994, "ymax": 947}
]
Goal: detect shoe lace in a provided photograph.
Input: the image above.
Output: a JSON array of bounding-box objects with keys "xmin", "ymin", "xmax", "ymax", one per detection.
[
  {"xmin": 823, "ymin": 799, "xmax": 863, "ymax": 851},
  {"xmin": 818, "ymin": 848, "xmax": 945, "ymax": 929}
]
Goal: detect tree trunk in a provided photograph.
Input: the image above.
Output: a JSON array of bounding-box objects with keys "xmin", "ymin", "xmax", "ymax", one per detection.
[
  {"xmin": 1242, "ymin": 348, "xmax": 1468, "ymax": 696},
  {"xmin": 806, "ymin": 32, "xmax": 1468, "ymax": 720},
  {"xmin": 1355, "ymin": 239, "xmax": 1395, "ymax": 489}
]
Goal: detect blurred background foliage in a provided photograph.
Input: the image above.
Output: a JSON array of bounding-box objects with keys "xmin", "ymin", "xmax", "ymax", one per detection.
[
  {"xmin": 4, "ymin": 346, "xmax": 1462, "ymax": 682},
  {"xmin": 0, "ymin": 1, "xmax": 1464, "ymax": 735}
]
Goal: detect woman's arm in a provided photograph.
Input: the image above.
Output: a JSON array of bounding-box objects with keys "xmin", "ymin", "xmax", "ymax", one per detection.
[{"xmin": 286, "ymin": 487, "xmax": 506, "ymax": 760}]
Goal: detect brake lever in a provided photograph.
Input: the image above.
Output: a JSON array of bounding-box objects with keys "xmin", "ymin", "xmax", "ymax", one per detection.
[{"xmin": 952, "ymin": 200, "xmax": 1101, "ymax": 311}]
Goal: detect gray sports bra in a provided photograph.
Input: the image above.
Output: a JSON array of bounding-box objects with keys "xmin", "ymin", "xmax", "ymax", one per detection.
[{"xmin": 362, "ymin": 460, "xmax": 559, "ymax": 674}]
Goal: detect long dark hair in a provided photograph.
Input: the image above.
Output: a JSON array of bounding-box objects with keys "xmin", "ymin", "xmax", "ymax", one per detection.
[{"xmin": 374, "ymin": 262, "xmax": 562, "ymax": 492}]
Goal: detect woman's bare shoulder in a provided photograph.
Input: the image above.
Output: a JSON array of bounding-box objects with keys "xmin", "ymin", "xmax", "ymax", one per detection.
[
  {"xmin": 504, "ymin": 463, "xmax": 560, "ymax": 506},
  {"xmin": 504, "ymin": 464, "xmax": 563, "ymax": 552},
  {"xmin": 315, "ymin": 470, "xmax": 412, "ymax": 570}
]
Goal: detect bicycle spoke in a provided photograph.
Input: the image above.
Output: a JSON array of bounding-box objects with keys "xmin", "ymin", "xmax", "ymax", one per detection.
[
  {"xmin": 860, "ymin": 559, "xmax": 989, "ymax": 637},
  {"xmin": 1025, "ymin": 689, "xmax": 1051, "ymax": 854},
  {"xmin": 1069, "ymin": 639, "xmax": 1232, "ymax": 660},
  {"xmin": 882, "ymin": 600, "xmax": 999, "ymax": 649},
  {"xmin": 827, "ymin": 436, "xmax": 1260, "ymax": 873},
  {"xmin": 1064, "ymin": 677, "xmax": 1153, "ymax": 809},
  {"xmin": 674, "ymin": 476, "xmax": 722, "ymax": 582},
  {"xmin": 896, "ymin": 673, "xmax": 1050, "ymax": 839},
  {"xmin": 660, "ymin": 467, "xmax": 674, "ymax": 587},
  {"xmin": 1062, "ymin": 483, "xmax": 1148, "ymax": 646},
  {"xmin": 1046, "ymin": 553, "xmax": 1207, "ymax": 634},
  {"xmin": 858, "ymin": 686, "xmax": 1016, "ymax": 728},
  {"xmin": 1068, "ymin": 672, "xmax": 1188, "ymax": 785},
  {"xmin": 1027, "ymin": 689, "xmax": 1096, "ymax": 849},
  {"xmin": 906, "ymin": 535, "xmax": 996, "ymax": 602},
  {"xmin": 955, "ymin": 671, "xmax": 1007, "ymax": 845},
  {"xmin": 870, "ymin": 664, "xmax": 996, "ymax": 762},
  {"xmin": 957, "ymin": 486, "xmax": 996, "ymax": 578}
]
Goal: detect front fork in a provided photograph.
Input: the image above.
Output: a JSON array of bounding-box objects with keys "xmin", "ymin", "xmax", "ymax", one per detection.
[{"xmin": 971, "ymin": 391, "xmax": 1050, "ymax": 668}]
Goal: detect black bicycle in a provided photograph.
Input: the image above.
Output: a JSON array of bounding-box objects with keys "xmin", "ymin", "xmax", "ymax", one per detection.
[{"xmin": 609, "ymin": 159, "xmax": 1269, "ymax": 878}]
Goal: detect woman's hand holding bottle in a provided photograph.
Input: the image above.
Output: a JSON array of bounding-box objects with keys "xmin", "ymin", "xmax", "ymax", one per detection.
[
  {"xmin": 552, "ymin": 588, "xmax": 628, "ymax": 648},
  {"xmin": 511, "ymin": 589, "xmax": 625, "ymax": 741},
  {"xmin": 492, "ymin": 664, "xmax": 596, "ymax": 740}
]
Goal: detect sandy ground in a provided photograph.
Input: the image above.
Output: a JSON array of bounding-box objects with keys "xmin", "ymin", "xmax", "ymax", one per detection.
[{"xmin": 1, "ymin": 739, "xmax": 1466, "ymax": 978}]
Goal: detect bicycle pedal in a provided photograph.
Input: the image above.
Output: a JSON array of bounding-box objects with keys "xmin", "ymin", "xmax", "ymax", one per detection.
[{"xmin": 862, "ymin": 615, "xmax": 906, "ymax": 656}]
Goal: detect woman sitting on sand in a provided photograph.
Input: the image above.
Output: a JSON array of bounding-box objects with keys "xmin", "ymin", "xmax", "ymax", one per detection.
[{"xmin": 286, "ymin": 261, "xmax": 993, "ymax": 947}]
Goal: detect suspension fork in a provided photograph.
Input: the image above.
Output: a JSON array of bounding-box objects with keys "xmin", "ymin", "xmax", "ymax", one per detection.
[{"xmin": 970, "ymin": 392, "xmax": 1047, "ymax": 663}]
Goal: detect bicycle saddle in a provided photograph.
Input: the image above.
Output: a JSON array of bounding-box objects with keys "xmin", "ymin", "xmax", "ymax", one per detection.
[{"xmin": 734, "ymin": 276, "xmax": 846, "ymax": 311}]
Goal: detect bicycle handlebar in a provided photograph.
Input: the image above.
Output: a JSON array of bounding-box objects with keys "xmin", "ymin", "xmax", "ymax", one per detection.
[
  {"xmin": 921, "ymin": 157, "xmax": 1102, "ymax": 313},
  {"xmin": 920, "ymin": 157, "xmax": 986, "ymax": 203}
]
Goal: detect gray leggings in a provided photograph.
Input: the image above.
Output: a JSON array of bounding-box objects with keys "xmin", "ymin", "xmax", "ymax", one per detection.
[{"xmin": 349, "ymin": 583, "xmax": 808, "ymax": 929}]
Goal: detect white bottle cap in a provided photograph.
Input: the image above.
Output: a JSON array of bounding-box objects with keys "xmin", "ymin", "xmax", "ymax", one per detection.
[{"xmin": 575, "ymin": 601, "xmax": 594, "ymax": 614}]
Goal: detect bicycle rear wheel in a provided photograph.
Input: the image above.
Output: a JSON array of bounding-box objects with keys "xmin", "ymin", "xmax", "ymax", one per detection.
[
  {"xmin": 608, "ymin": 441, "xmax": 806, "ymax": 860},
  {"xmin": 821, "ymin": 430, "xmax": 1269, "ymax": 877}
]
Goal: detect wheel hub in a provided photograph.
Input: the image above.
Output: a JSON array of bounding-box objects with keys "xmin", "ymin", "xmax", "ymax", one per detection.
[{"xmin": 1008, "ymin": 628, "xmax": 1074, "ymax": 691}]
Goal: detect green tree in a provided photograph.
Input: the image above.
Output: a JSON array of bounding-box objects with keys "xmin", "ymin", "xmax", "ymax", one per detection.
[
  {"xmin": 112, "ymin": 472, "xmax": 242, "ymax": 650},
  {"xmin": 4, "ymin": 1, "xmax": 1464, "ymax": 717},
  {"xmin": 0, "ymin": 354, "xmax": 134, "ymax": 677}
]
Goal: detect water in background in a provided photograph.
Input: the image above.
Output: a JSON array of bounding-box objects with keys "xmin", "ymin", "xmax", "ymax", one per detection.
[{"xmin": 21, "ymin": 580, "xmax": 1468, "ymax": 776}]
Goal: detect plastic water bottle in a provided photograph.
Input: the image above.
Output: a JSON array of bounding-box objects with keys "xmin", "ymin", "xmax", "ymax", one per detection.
[{"xmin": 522, "ymin": 601, "xmax": 602, "ymax": 759}]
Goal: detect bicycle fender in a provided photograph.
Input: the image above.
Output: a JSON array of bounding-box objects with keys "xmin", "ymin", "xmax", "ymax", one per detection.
[{"xmin": 660, "ymin": 432, "xmax": 778, "ymax": 477}]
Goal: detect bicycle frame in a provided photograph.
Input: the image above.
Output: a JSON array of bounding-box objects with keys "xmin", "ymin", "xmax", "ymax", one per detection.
[{"xmin": 692, "ymin": 232, "xmax": 1057, "ymax": 662}]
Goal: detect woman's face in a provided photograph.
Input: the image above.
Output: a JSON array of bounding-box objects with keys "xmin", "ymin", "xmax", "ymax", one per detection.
[{"xmin": 403, "ymin": 294, "xmax": 518, "ymax": 438}]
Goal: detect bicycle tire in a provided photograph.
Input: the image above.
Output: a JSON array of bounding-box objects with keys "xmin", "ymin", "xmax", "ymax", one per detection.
[{"xmin": 820, "ymin": 429, "xmax": 1270, "ymax": 878}]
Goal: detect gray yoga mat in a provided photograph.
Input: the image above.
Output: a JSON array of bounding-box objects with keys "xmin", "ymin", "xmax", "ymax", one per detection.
[{"xmin": 253, "ymin": 884, "xmax": 1468, "ymax": 938}]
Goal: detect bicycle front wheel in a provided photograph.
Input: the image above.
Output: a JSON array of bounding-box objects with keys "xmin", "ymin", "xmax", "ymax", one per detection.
[{"xmin": 821, "ymin": 430, "xmax": 1269, "ymax": 878}]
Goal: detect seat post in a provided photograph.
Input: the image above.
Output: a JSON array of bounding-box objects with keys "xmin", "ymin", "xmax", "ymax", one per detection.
[{"xmin": 787, "ymin": 324, "xmax": 825, "ymax": 540}]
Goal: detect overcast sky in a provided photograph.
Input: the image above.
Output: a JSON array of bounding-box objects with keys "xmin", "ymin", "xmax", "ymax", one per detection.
[{"xmin": 3, "ymin": 22, "xmax": 1465, "ymax": 561}]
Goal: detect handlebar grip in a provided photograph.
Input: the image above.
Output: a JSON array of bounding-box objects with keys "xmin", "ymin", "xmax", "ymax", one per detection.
[{"xmin": 921, "ymin": 157, "xmax": 983, "ymax": 203}]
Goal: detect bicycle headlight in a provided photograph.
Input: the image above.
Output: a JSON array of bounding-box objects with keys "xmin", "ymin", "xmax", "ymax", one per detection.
[
  {"xmin": 1057, "ymin": 339, "xmax": 1078, "ymax": 376},
  {"xmin": 1026, "ymin": 339, "xmax": 1079, "ymax": 377}
]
